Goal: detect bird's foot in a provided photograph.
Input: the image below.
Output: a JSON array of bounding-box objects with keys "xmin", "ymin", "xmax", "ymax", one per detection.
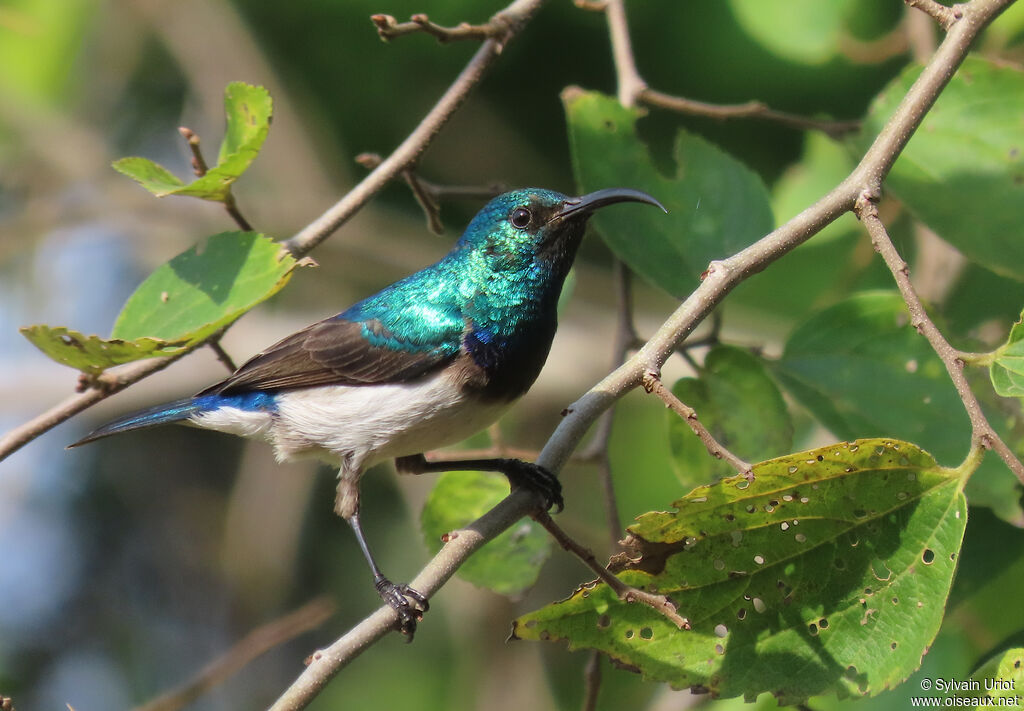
[
  {"xmin": 502, "ymin": 460, "xmax": 564, "ymax": 513},
  {"xmin": 375, "ymin": 576, "xmax": 429, "ymax": 640}
]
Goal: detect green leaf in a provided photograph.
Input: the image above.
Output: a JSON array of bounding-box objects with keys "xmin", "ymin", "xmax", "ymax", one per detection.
[
  {"xmin": 112, "ymin": 232, "xmax": 295, "ymax": 342},
  {"xmin": 113, "ymin": 81, "xmax": 272, "ymax": 202},
  {"xmin": 111, "ymin": 156, "xmax": 188, "ymax": 196},
  {"xmin": 774, "ymin": 291, "xmax": 1024, "ymax": 525},
  {"xmin": 728, "ymin": 0, "xmax": 856, "ymax": 65},
  {"xmin": 992, "ymin": 313, "xmax": 1024, "ymax": 398},
  {"xmin": 862, "ymin": 56, "xmax": 1024, "ymax": 280},
  {"xmin": 669, "ymin": 346, "xmax": 792, "ymax": 488},
  {"xmin": 21, "ymin": 232, "xmax": 298, "ymax": 374},
  {"xmin": 513, "ymin": 439, "xmax": 966, "ymax": 704},
  {"xmin": 969, "ymin": 648, "xmax": 1024, "ymax": 706},
  {"xmin": 421, "ymin": 470, "xmax": 550, "ymax": 596},
  {"xmin": 774, "ymin": 291, "xmax": 967, "ymax": 465},
  {"xmin": 564, "ymin": 89, "xmax": 773, "ymax": 298},
  {"xmin": 17, "ymin": 326, "xmax": 184, "ymax": 376}
]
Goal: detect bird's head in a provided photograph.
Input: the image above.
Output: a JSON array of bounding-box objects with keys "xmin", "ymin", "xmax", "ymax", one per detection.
[{"xmin": 456, "ymin": 187, "xmax": 665, "ymax": 272}]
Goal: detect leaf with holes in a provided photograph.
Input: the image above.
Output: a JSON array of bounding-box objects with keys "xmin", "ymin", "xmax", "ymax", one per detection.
[
  {"xmin": 861, "ymin": 57, "xmax": 1024, "ymax": 280},
  {"xmin": 421, "ymin": 470, "xmax": 550, "ymax": 596},
  {"xmin": 669, "ymin": 345, "xmax": 792, "ymax": 488},
  {"xmin": 991, "ymin": 312, "xmax": 1024, "ymax": 398},
  {"xmin": 513, "ymin": 439, "xmax": 967, "ymax": 704},
  {"xmin": 969, "ymin": 648, "xmax": 1024, "ymax": 705},
  {"xmin": 563, "ymin": 89, "xmax": 773, "ymax": 298},
  {"xmin": 774, "ymin": 290, "xmax": 1023, "ymax": 525},
  {"xmin": 113, "ymin": 82, "xmax": 272, "ymax": 202},
  {"xmin": 21, "ymin": 232, "xmax": 298, "ymax": 374}
]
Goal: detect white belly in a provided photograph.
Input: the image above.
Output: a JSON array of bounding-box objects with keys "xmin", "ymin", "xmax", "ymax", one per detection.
[{"xmin": 191, "ymin": 375, "xmax": 512, "ymax": 474}]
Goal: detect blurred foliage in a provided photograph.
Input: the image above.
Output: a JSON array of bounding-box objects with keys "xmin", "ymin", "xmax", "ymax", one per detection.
[{"xmin": 3, "ymin": 0, "xmax": 1024, "ymax": 709}]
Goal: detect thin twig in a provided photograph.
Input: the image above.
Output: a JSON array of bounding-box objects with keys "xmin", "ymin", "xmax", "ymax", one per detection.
[
  {"xmin": 854, "ymin": 194, "xmax": 1024, "ymax": 485},
  {"xmin": 354, "ymin": 152, "xmax": 505, "ymax": 234},
  {"xmin": 642, "ymin": 371, "xmax": 753, "ymax": 478},
  {"xmin": 532, "ymin": 511, "xmax": 690, "ymax": 630},
  {"xmin": 0, "ymin": 0, "xmax": 546, "ymax": 464},
  {"xmin": 906, "ymin": 0, "xmax": 963, "ymax": 29},
  {"xmin": 576, "ymin": 260, "xmax": 636, "ymax": 547},
  {"xmin": 638, "ymin": 89, "xmax": 861, "ymax": 139},
  {"xmin": 133, "ymin": 597, "xmax": 335, "ymax": 711},
  {"xmin": 593, "ymin": 1, "xmax": 861, "ymax": 137},
  {"xmin": 267, "ymin": 4, "xmax": 1013, "ymax": 703},
  {"xmin": 370, "ymin": 13, "xmax": 511, "ymax": 44},
  {"xmin": 179, "ymin": 126, "xmax": 254, "ymax": 231},
  {"xmin": 581, "ymin": 651, "xmax": 603, "ymax": 711},
  {"xmin": 208, "ymin": 338, "xmax": 238, "ymax": 373},
  {"xmin": 179, "ymin": 126, "xmax": 209, "ymax": 176}
]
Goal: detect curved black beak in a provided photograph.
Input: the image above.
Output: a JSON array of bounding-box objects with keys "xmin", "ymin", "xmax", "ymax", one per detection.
[{"xmin": 554, "ymin": 187, "xmax": 667, "ymax": 221}]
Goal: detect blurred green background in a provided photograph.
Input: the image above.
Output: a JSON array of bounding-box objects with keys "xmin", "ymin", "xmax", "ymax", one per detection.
[{"xmin": 2, "ymin": 0, "xmax": 1024, "ymax": 709}]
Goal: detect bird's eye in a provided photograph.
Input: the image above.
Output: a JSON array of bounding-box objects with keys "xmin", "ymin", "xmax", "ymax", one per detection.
[{"xmin": 510, "ymin": 207, "xmax": 532, "ymax": 229}]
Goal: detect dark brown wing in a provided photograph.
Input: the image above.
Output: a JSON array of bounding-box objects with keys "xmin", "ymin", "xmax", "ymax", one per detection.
[{"xmin": 199, "ymin": 317, "xmax": 458, "ymax": 395}]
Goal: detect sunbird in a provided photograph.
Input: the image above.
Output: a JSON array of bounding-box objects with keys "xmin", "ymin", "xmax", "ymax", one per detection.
[{"xmin": 72, "ymin": 187, "xmax": 665, "ymax": 636}]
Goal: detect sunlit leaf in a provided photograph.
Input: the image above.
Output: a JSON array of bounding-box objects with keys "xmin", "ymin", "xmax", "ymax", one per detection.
[
  {"xmin": 421, "ymin": 470, "xmax": 550, "ymax": 596},
  {"xmin": 21, "ymin": 232, "xmax": 298, "ymax": 374},
  {"xmin": 564, "ymin": 89, "xmax": 773, "ymax": 298},
  {"xmin": 862, "ymin": 56, "xmax": 1024, "ymax": 280},
  {"xmin": 514, "ymin": 439, "xmax": 967, "ymax": 704},
  {"xmin": 669, "ymin": 346, "xmax": 792, "ymax": 488},
  {"xmin": 113, "ymin": 81, "xmax": 272, "ymax": 202}
]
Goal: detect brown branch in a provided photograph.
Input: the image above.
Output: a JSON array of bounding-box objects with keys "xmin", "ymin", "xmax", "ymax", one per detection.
[
  {"xmin": 0, "ymin": 0, "xmax": 545, "ymax": 464},
  {"xmin": 642, "ymin": 371, "xmax": 754, "ymax": 478},
  {"xmin": 854, "ymin": 194, "xmax": 1024, "ymax": 485},
  {"xmin": 370, "ymin": 13, "xmax": 511, "ymax": 44},
  {"xmin": 532, "ymin": 511, "xmax": 690, "ymax": 630},
  {"xmin": 133, "ymin": 597, "xmax": 335, "ymax": 711},
  {"xmin": 906, "ymin": 0, "xmax": 963, "ymax": 29}
]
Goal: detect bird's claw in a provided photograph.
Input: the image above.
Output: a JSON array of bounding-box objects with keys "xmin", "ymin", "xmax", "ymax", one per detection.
[
  {"xmin": 505, "ymin": 461, "xmax": 564, "ymax": 513},
  {"xmin": 375, "ymin": 577, "xmax": 429, "ymax": 639}
]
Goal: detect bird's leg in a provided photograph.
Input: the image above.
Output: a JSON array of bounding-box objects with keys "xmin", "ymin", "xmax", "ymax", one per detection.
[
  {"xmin": 336, "ymin": 476, "xmax": 428, "ymax": 639},
  {"xmin": 395, "ymin": 454, "xmax": 563, "ymax": 512}
]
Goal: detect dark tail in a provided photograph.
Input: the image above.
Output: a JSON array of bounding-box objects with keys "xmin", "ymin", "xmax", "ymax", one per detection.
[{"xmin": 68, "ymin": 398, "xmax": 203, "ymax": 448}]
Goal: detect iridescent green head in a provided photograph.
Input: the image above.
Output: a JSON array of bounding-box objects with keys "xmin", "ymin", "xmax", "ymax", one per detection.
[{"xmin": 456, "ymin": 187, "xmax": 666, "ymax": 271}]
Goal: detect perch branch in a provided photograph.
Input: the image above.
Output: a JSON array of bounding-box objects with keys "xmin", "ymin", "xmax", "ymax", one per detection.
[
  {"xmin": 269, "ymin": 2, "xmax": 1013, "ymax": 707},
  {"xmin": 855, "ymin": 194, "xmax": 1024, "ymax": 484}
]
